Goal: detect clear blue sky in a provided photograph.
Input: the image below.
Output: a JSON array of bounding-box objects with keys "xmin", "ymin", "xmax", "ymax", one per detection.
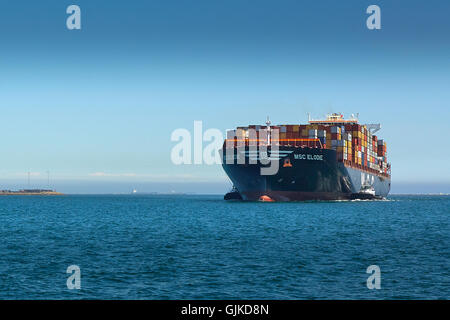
[{"xmin": 0, "ymin": 0, "xmax": 449, "ymax": 193}]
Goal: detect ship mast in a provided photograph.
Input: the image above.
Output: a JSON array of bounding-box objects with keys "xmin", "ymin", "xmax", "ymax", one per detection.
[{"xmin": 266, "ymin": 116, "xmax": 271, "ymax": 145}]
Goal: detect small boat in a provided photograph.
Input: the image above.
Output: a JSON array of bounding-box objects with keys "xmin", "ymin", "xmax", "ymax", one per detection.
[
  {"xmin": 224, "ymin": 186, "xmax": 243, "ymax": 200},
  {"xmin": 350, "ymin": 186, "xmax": 379, "ymax": 200}
]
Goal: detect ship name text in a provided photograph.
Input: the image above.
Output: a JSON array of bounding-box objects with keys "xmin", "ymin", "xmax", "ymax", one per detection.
[{"xmin": 294, "ymin": 154, "xmax": 323, "ymax": 161}]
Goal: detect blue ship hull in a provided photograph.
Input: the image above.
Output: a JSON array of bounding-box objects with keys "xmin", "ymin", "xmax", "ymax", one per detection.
[{"xmin": 221, "ymin": 146, "xmax": 391, "ymax": 201}]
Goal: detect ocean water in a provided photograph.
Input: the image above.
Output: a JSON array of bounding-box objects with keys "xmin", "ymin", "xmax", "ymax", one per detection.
[{"xmin": 0, "ymin": 194, "xmax": 448, "ymax": 300}]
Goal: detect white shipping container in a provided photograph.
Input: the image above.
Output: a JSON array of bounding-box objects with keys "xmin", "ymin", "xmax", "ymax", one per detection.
[{"xmin": 227, "ymin": 130, "xmax": 236, "ymax": 139}]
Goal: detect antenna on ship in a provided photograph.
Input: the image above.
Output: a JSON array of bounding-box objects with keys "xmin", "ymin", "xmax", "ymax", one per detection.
[
  {"xmin": 366, "ymin": 123, "xmax": 381, "ymax": 134},
  {"xmin": 266, "ymin": 116, "xmax": 271, "ymax": 144}
]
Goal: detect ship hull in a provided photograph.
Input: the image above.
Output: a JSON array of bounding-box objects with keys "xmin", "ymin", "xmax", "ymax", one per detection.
[{"xmin": 221, "ymin": 146, "xmax": 390, "ymax": 201}]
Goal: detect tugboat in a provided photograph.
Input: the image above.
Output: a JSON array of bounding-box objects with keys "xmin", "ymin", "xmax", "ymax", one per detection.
[
  {"xmin": 350, "ymin": 186, "xmax": 379, "ymax": 200},
  {"xmin": 224, "ymin": 186, "xmax": 243, "ymax": 200}
]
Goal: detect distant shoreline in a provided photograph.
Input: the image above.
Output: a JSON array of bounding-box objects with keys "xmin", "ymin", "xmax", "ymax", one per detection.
[{"xmin": 0, "ymin": 191, "xmax": 64, "ymax": 196}]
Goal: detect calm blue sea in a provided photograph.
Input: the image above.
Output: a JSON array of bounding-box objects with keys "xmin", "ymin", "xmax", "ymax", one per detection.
[{"xmin": 0, "ymin": 194, "xmax": 448, "ymax": 299}]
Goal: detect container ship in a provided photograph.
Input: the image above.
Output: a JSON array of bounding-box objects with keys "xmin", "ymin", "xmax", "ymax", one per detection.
[{"xmin": 221, "ymin": 113, "xmax": 391, "ymax": 201}]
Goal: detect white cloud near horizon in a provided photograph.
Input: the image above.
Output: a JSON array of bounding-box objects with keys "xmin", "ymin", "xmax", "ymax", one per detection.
[
  {"xmin": 9, "ymin": 172, "xmax": 42, "ymax": 177},
  {"xmin": 89, "ymin": 172, "xmax": 137, "ymax": 177},
  {"xmin": 87, "ymin": 172, "xmax": 211, "ymax": 180},
  {"xmin": 0, "ymin": 171, "xmax": 229, "ymax": 183}
]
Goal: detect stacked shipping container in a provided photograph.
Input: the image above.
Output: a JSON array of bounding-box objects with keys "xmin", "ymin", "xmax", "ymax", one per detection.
[{"xmin": 225, "ymin": 122, "xmax": 390, "ymax": 176}]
